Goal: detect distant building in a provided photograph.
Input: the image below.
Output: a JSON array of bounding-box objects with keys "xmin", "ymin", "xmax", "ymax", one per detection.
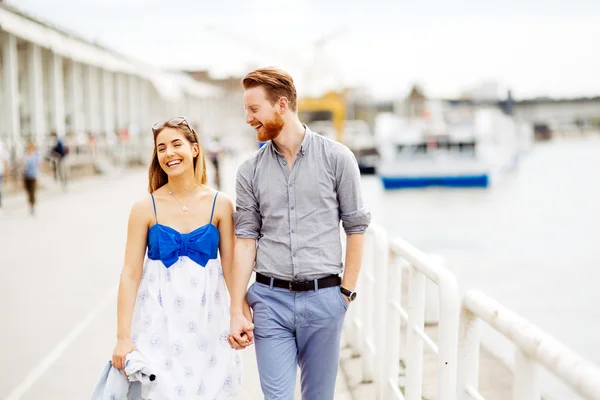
[
  {"xmin": 0, "ymin": 3, "xmax": 231, "ymax": 143},
  {"xmin": 184, "ymin": 70, "xmax": 250, "ymax": 146},
  {"xmin": 514, "ymin": 96, "xmax": 600, "ymax": 138},
  {"xmin": 394, "ymin": 84, "xmax": 427, "ymax": 119}
]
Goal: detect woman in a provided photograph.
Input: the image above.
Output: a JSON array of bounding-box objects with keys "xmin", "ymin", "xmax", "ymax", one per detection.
[
  {"xmin": 111, "ymin": 117, "xmax": 245, "ymax": 398},
  {"xmin": 23, "ymin": 140, "xmax": 40, "ymax": 216}
]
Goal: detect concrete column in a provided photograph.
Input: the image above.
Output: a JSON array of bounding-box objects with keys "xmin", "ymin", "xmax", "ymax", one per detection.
[
  {"xmin": 102, "ymin": 70, "xmax": 115, "ymax": 135},
  {"xmin": 139, "ymin": 79, "xmax": 150, "ymax": 131},
  {"xmin": 149, "ymin": 86, "xmax": 164, "ymax": 121},
  {"xmin": 0, "ymin": 65, "xmax": 3, "ymax": 138},
  {"xmin": 85, "ymin": 65, "xmax": 100, "ymax": 133},
  {"xmin": 68, "ymin": 60, "xmax": 84, "ymax": 136},
  {"xmin": 50, "ymin": 53, "xmax": 66, "ymax": 137},
  {"xmin": 28, "ymin": 43, "xmax": 45, "ymax": 139},
  {"xmin": 2, "ymin": 33, "xmax": 19, "ymax": 140},
  {"xmin": 128, "ymin": 75, "xmax": 139, "ymax": 131},
  {"xmin": 197, "ymin": 98, "xmax": 205, "ymax": 134},
  {"xmin": 115, "ymin": 73, "xmax": 128, "ymax": 130},
  {"xmin": 207, "ymin": 97, "xmax": 216, "ymax": 135},
  {"xmin": 178, "ymin": 95, "xmax": 188, "ymax": 121}
]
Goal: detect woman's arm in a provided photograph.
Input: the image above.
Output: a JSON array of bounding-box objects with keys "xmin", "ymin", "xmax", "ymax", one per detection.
[
  {"xmin": 216, "ymin": 193, "xmax": 236, "ymax": 295},
  {"xmin": 112, "ymin": 199, "xmax": 149, "ymax": 369}
]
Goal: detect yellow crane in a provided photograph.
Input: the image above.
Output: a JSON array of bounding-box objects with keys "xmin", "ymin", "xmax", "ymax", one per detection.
[{"xmin": 298, "ymin": 91, "xmax": 346, "ymax": 143}]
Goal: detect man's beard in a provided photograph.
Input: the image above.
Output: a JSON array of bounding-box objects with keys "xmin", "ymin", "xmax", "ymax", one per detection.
[{"xmin": 257, "ymin": 111, "xmax": 284, "ymax": 142}]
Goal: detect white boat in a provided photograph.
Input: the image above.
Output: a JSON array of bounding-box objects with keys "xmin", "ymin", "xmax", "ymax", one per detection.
[
  {"xmin": 375, "ymin": 103, "xmax": 532, "ymax": 189},
  {"xmin": 342, "ymin": 120, "xmax": 379, "ymax": 175},
  {"xmin": 310, "ymin": 119, "xmax": 379, "ymax": 175}
]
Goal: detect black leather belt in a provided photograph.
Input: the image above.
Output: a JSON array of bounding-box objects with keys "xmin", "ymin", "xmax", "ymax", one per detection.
[{"xmin": 255, "ymin": 272, "xmax": 341, "ymax": 292}]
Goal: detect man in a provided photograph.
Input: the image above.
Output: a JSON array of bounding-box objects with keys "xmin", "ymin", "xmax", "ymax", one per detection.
[
  {"xmin": 228, "ymin": 67, "xmax": 371, "ymax": 399},
  {"xmin": 49, "ymin": 132, "xmax": 68, "ymax": 189},
  {"xmin": 206, "ymin": 137, "xmax": 223, "ymax": 190}
]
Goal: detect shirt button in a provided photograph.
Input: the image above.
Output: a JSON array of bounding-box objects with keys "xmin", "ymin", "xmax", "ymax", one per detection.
[
  {"xmin": 282, "ymin": 161, "xmax": 287, "ymax": 165},
  {"xmin": 293, "ymin": 253, "xmax": 296, "ymax": 258},
  {"xmin": 289, "ymin": 183, "xmax": 293, "ymax": 187},
  {"xmin": 291, "ymin": 229, "xmax": 295, "ymax": 233},
  {"xmin": 291, "ymin": 206, "xmax": 295, "ymax": 210}
]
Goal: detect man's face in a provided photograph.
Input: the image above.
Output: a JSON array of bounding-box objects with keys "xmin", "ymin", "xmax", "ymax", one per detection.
[{"xmin": 244, "ymin": 86, "xmax": 284, "ymax": 142}]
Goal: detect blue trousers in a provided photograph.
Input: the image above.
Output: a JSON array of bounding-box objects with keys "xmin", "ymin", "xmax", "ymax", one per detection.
[{"xmin": 246, "ymin": 281, "xmax": 348, "ymax": 400}]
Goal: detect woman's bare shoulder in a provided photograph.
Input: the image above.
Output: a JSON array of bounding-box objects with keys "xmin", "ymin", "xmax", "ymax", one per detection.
[
  {"xmin": 215, "ymin": 191, "xmax": 234, "ymax": 212},
  {"xmin": 129, "ymin": 194, "xmax": 155, "ymax": 224}
]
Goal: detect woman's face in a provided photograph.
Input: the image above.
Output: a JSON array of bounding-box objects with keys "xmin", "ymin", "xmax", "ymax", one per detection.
[{"xmin": 155, "ymin": 127, "xmax": 199, "ymax": 178}]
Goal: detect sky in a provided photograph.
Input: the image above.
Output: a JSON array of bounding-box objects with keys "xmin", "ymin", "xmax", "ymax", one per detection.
[{"xmin": 7, "ymin": 0, "xmax": 600, "ymax": 100}]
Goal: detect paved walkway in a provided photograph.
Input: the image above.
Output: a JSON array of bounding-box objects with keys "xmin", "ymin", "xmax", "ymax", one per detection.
[{"xmin": 0, "ymin": 163, "xmax": 352, "ymax": 399}]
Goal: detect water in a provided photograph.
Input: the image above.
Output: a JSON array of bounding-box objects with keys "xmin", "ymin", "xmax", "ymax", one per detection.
[{"xmin": 361, "ymin": 137, "xmax": 600, "ymax": 399}]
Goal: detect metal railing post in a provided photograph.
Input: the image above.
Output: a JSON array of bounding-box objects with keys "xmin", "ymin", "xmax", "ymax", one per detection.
[{"xmin": 405, "ymin": 265, "xmax": 425, "ymax": 400}]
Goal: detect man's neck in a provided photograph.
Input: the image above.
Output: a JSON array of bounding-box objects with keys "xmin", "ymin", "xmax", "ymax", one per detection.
[{"xmin": 272, "ymin": 119, "xmax": 306, "ymax": 159}]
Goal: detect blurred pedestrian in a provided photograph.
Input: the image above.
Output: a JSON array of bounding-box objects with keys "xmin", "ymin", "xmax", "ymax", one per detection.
[
  {"xmin": 49, "ymin": 132, "xmax": 68, "ymax": 189},
  {"xmin": 23, "ymin": 140, "xmax": 40, "ymax": 216},
  {"xmin": 206, "ymin": 137, "xmax": 222, "ymax": 190}
]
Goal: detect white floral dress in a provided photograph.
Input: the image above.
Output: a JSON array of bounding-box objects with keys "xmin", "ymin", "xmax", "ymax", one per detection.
[{"xmin": 130, "ymin": 193, "xmax": 242, "ymax": 399}]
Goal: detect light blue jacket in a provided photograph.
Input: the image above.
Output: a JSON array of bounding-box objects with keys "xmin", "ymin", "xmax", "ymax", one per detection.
[{"xmin": 90, "ymin": 351, "xmax": 157, "ymax": 400}]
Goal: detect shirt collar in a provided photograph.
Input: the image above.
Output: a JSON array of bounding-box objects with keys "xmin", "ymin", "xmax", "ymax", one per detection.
[
  {"xmin": 270, "ymin": 124, "xmax": 313, "ymax": 157},
  {"xmin": 299, "ymin": 124, "xmax": 313, "ymax": 155}
]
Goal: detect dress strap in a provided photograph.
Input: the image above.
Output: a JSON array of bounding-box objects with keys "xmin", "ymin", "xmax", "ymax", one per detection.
[
  {"xmin": 209, "ymin": 192, "xmax": 219, "ymax": 224},
  {"xmin": 150, "ymin": 193, "xmax": 158, "ymax": 222}
]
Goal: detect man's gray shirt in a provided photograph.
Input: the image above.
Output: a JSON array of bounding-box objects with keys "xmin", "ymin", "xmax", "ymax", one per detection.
[{"xmin": 233, "ymin": 126, "xmax": 371, "ymax": 281}]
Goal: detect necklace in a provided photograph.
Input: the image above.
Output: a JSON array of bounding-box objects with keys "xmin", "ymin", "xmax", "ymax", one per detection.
[{"xmin": 168, "ymin": 184, "xmax": 199, "ymax": 212}]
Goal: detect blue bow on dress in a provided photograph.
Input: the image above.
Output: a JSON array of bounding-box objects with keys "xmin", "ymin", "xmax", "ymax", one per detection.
[{"xmin": 155, "ymin": 224, "xmax": 218, "ymax": 268}]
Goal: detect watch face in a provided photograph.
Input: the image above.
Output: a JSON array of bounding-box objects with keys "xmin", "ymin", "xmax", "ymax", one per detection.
[{"xmin": 349, "ymin": 292, "xmax": 357, "ymax": 301}]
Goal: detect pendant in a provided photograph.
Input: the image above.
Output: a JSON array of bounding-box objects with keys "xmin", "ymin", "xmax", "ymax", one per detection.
[{"xmin": 182, "ymin": 206, "xmax": 188, "ymax": 212}]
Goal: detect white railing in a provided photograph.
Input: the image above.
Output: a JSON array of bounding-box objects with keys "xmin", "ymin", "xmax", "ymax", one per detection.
[
  {"xmin": 345, "ymin": 223, "xmax": 460, "ymax": 400},
  {"xmin": 458, "ymin": 290, "xmax": 600, "ymax": 400},
  {"xmin": 346, "ymin": 223, "xmax": 600, "ymax": 400},
  {"xmin": 389, "ymin": 237, "xmax": 460, "ymax": 400},
  {"xmin": 345, "ymin": 224, "xmax": 388, "ymax": 387}
]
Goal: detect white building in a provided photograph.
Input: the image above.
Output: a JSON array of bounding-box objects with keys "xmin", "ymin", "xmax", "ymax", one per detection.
[{"xmin": 0, "ymin": 3, "xmax": 244, "ymax": 145}]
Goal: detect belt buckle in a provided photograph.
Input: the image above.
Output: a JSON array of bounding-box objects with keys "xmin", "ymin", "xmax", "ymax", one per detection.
[{"xmin": 289, "ymin": 280, "xmax": 306, "ymax": 292}]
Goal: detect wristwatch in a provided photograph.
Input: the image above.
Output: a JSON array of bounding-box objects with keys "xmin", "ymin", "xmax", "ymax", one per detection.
[{"xmin": 340, "ymin": 287, "xmax": 357, "ymax": 302}]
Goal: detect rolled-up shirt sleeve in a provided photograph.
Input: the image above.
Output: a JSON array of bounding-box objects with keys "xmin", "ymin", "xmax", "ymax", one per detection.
[
  {"xmin": 335, "ymin": 146, "xmax": 371, "ymax": 234},
  {"xmin": 233, "ymin": 160, "xmax": 261, "ymax": 239}
]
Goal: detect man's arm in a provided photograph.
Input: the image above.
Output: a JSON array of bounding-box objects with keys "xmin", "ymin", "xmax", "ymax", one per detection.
[
  {"xmin": 229, "ymin": 160, "xmax": 262, "ymax": 349},
  {"xmin": 341, "ymin": 233, "xmax": 365, "ymax": 295},
  {"xmin": 230, "ymin": 238, "xmax": 256, "ymax": 313},
  {"xmin": 228, "ymin": 237, "xmax": 257, "ymax": 349},
  {"xmin": 335, "ymin": 146, "xmax": 371, "ymax": 300},
  {"xmin": 215, "ymin": 194, "xmax": 253, "ymax": 333}
]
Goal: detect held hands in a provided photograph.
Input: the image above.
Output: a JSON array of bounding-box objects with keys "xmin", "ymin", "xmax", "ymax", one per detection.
[
  {"xmin": 228, "ymin": 300, "xmax": 254, "ymax": 350},
  {"xmin": 112, "ymin": 337, "xmax": 136, "ymax": 370}
]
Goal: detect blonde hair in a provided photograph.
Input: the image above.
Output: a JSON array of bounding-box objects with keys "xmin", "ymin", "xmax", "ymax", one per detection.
[
  {"xmin": 242, "ymin": 67, "xmax": 298, "ymax": 112},
  {"xmin": 148, "ymin": 122, "xmax": 207, "ymax": 193}
]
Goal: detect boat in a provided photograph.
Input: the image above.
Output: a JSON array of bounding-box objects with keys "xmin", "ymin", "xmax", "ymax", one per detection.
[
  {"xmin": 375, "ymin": 102, "xmax": 531, "ymax": 189},
  {"xmin": 342, "ymin": 120, "xmax": 379, "ymax": 175},
  {"xmin": 310, "ymin": 119, "xmax": 379, "ymax": 175}
]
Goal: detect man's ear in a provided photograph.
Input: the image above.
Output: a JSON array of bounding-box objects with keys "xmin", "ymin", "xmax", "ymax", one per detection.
[{"xmin": 278, "ymin": 97, "xmax": 289, "ymax": 114}]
